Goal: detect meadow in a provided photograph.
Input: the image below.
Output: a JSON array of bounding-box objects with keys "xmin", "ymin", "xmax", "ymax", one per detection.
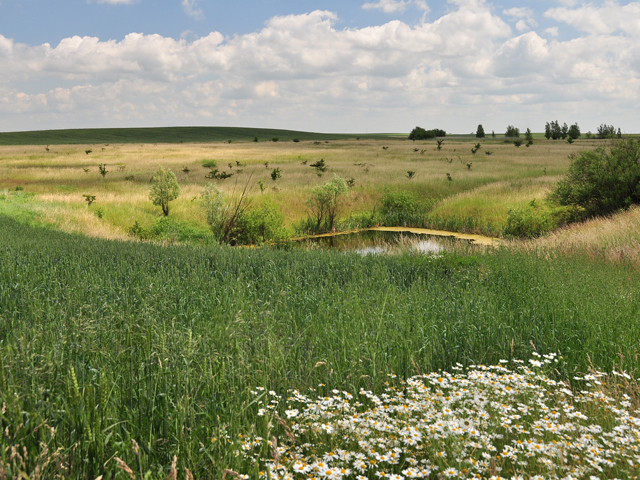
[
  {"xmin": 2, "ymin": 130, "xmax": 640, "ymax": 479},
  {"xmin": 0, "ymin": 133, "xmax": 599, "ymax": 241},
  {"xmin": 1, "ymin": 216, "xmax": 640, "ymax": 478}
]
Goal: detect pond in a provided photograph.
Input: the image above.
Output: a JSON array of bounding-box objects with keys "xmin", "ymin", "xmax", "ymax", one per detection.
[{"xmin": 295, "ymin": 227, "xmax": 499, "ymax": 254}]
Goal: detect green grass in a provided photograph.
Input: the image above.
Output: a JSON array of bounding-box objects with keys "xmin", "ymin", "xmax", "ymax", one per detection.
[
  {"xmin": 1, "ymin": 216, "xmax": 640, "ymax": 478},
  {"xmin": 0, "ymin": 126, "xmax": 397, "ymax": 146}
]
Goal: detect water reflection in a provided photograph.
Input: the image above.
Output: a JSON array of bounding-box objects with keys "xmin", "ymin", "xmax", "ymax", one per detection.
[{"xmin": 297, "ymin": 230, "xmax": 451, "ymax": 255}]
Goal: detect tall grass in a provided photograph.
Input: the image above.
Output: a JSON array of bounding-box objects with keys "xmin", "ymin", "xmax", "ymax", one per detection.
[{"xmin": 1, "ymin": 216, "xmax": 640, "ymax": 477}]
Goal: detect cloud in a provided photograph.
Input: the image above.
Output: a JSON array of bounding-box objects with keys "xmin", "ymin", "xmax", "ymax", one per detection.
[
  {"xmin": 182, "ymin": 0, "xmax": 204, "ymax": 20},
  {"xmin": 503, "ymin": 7, "xmax": 538, "ymax": 32},
  {"xmin": 96, "ymin": 0, "xmax": 136, "ymax": 4},
  {"xmin": 545, "ymin": 1, "xmax": 640, "ymax": 36},
  {"xmin": 362, "ymin": 0, "xmax": 429, "ymax": 13},
  {"xmin": 1, "ymin": 2, "xmax": 640, "ymax": 133}
]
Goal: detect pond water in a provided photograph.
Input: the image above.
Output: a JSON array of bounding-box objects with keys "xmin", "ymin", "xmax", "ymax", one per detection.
[{"xmin": 295, "ymin": 228, "xmax": 499, "ymax": 255}]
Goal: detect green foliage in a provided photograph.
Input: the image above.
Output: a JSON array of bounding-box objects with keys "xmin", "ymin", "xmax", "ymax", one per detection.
[
  {"xmin": 95, "ymin": 207, "xmax": 104, "ymax": 219},
  {"xmin": 149, "ymin": 166, "xmax": 180, "ymax": 216},
  {"xmin": 408, "ymin": 126, "xmax": 445, "ymax": 140},
  {"xmin": 271, "ymin": 167, "xmax": 282, "ymax": 181},
  {"xmin": 234, "ymin": 201, "xmax": 286, "ymax": 245},
  {"xmin": 406, "ymin": 170, "xmax": 416, "ymax": 179},
  {"xmin": 310, "ymin": 158, "xmax": 327, "ymax": 176},
  {"xmin": 292, "ymin": 138, "xmax": 300, "ymax": 143},
  {"xmin": 544, "ymin": 122, "xmax": 552, "ymax": 140},
  {"xmin": 129, "ymin": 217, "xmax": 212, "ymax": 243},
  {"xmin": 505, "ymin": 203, "xmax": 555, "ymax": 238},
  {"xmin": 598, "ymin": 124, "xmax": 618, "ymax": 139},
  {"xmin": 98, "ymin": 163, "xmax": 108, "ymax": 177},
  {"xmin": 346, "ymin": 177, "xmax": 356, "ymax": 188},
  {"xmin": 436, "ymin": 139, "xmax": 444, "ymax": 151},
  {"xmin": 272, "ymin": 137, "xmax": 279, "ymax": 142},
  {"xmin": 471, "ymin": 143, "xmax": 481, "ymax": 154},
  {"xmin": 525, "ymin": 128, "xmax": 533, "ymax": 143},
  {"xmin": 85, "ymin": 149, "xmax": 92, "ymax": 155},
  {"xmin": 2, "ymin": 217, "xmax": 640, "ymax": 477},
  {"xmin": 201, "ymin": 159, "xmax": 218, "ymax": 168},
  {"xmin": 83, "ymin": 194, "xmax": 96, "ymax": 206},
  {"xmin": 505, "ymin": 125, "xmax": 520, "ymax": 138},
  {"xmin": 568, "ymin": 123, "xmax": 581, "ymax": 140},
  {"xmin": 514, "ymin": 139, "xmax": 523, "ymax": 147},
  {"xmin": 378, "ymin": 189, "xmax": 436, "ymax": 227},
  {"xmin": 551, "ymin": 139, "xmax": 640, "ymax": 218},
  {"xmin": 305, "ymin": 175, "xmax": 349, "ymax": 233},
  {"xmin": 476, "ymin": 124, "xmax": 485, "ymax": 138},
  {"xmin": 205, "ymin": 168, "xmax": 233, "ymax": 180}
]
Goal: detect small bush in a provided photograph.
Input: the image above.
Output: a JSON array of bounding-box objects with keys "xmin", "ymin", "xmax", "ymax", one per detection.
[
  {"xmin": 201, "ymin": 159, "xmax": 218, "ymax": 169},
  {"xmin": 235, "ymin": 201, "xmax": 286, "ymax": 245},
  {"xmin": 378, "ymin": 189, "xmax": 436, "ymax": 227},
  {"xmin": 271, "ymin": 168, "xmax": 282, "ymax": 181},
  {"xmin": 272, "ymin": 137, "xmax": 279, "ymax": 142},
  {"xmin": 504, "ymin": 204, "xmax": 554, "ymax": 238},
  {"xmin": 292, "ymin": 138, "xmax": 300, "ymax": 143}
]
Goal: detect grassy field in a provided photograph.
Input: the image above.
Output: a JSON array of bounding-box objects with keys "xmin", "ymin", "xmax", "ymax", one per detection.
[
  {"xmin": 1, "ymin": 216, "xmax": 640, "ymax": 478},
  {"xmin": 0, "ymin": 126, "xmax": 399, "ymax": 146},
  {"xmin": 0, "ymin": 134, "xmax": 607, "ymax": 240},
  {"xmin": 2, "ymin": 130, "xmax": 640, "ymax": 478}
]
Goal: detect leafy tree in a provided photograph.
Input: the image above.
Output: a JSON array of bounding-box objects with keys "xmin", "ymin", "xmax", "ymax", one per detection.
[
  {"xmin": 544, "ymin": 122, "xmax": 552, "ymax": 140},
  {"xmin": 525, "ymin": 128, "xmax": 534, "ymax": 143},
  {"xmin": 568, "ymin": 123, "xmax": 581, "ymax": 140},
  {"xmin": 305, "ymin": 175, "xmax": 348, "ymax": 232},
  {"xmin": 551, "ymin": 139, "xmax": 640, "ymax": 218},
  {"xmin": 505, "ymin": 125, "xmax": 520, "ymax": 137},
  {"xmin": 149, "ymin": 166, "xmax": 180, "ymax": 216},
  {"xmin": 561, "ymin": 123, "xmax": 569, "ymax": 140},
  {"xmin": 476, "ymin": 125, "xmax": 485, "ymax": 138},
  {"xmin": 409, "ymin": 126, "xmax": 435, "ymax": 140},
  {"xmin": 408, "ymin": 127, "xmax": 445, "ymax": 140},
  {"xmin": 597, "ymin": 124, "xmax": 617, "ymax": 139}
]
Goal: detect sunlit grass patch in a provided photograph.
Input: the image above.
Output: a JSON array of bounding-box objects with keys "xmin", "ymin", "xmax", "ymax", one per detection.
[{"xmin": 238, "ymin": 354, "xmax": 640, "ymax": 480}]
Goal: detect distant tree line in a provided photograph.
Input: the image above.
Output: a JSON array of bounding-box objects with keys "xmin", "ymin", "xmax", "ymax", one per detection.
[
  {"xmin": 409, "ymin": 126, "xmax": 446, "ymax": 140},
  {"xmin": 544, "ymin": 121, "xmax": 581, "ymax": 140}
]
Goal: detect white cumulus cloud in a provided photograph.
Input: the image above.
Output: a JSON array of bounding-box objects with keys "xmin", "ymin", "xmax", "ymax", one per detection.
[
  {"xmin": 362, "ymin": 0, "xmax": 429, "ymax": 13},
  {"xmin": 182, "ymin": 0, "xmax": 204, "ymax": 20},
  {"xmin": 545, "ymin": 1, "xmax": 640, "ymax": 36},
  {"xmin": 1, "ymin": 1, "xmax": 639, "ymax": 133}
]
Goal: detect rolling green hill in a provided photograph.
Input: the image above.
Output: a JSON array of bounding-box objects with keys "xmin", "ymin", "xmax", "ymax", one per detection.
[{"xmin": 0, "ymin": 126, "xmax": 397, "ymax": 145}]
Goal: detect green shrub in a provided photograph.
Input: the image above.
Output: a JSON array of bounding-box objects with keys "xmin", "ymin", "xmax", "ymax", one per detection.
[
  {"xmin": 551, "ymin": 139, "xmax": 640, "ymax": 218},
  {"xmin": 201, "ymin": 159, "xmax": 218, "ymax": 169},
  {"xmin": 504, "ymin": 205, "xmax": 554, "ymax": 238},
  {"xmin": 305, "ymin": 175, "xmax": 349, "ymax": 233},
  {"xmin": 235, "ymin": 201, "xmax": 286, "ymax": 245},
  {"xmin": 378, "ymin": 189, "xmax": 436, "ymax": 227}
]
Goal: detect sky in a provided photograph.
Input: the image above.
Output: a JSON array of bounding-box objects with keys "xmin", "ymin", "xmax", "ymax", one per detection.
[{"xmin": 0, "ymin": 0, "xmax": 639, "ymax": 134}]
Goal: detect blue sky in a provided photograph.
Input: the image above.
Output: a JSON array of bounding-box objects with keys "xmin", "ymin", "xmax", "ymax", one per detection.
[{"xmin": 1, "ymin": 0, "xmax": 639, "ymax": 133}]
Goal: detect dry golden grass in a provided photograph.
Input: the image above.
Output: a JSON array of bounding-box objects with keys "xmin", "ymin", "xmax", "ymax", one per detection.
[
  {"xmin": 515, "ymin": 205, "xmax": 640, "ymax": 266},
  {"xmin": 0, "ymin": 137, "xmax": 601, "ymax": 241}
]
